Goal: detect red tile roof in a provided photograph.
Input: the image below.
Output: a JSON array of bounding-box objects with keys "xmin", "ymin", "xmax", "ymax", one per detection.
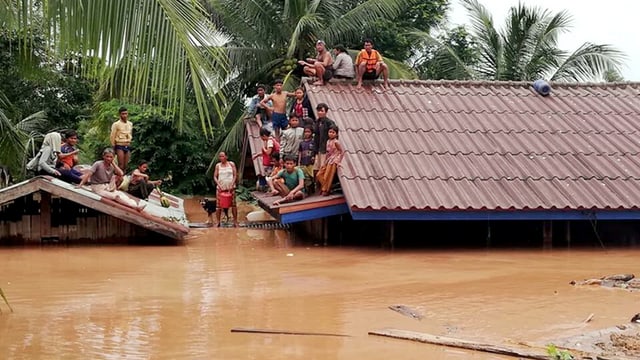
[{"xmin": 304, "ymin": 80, "xmax": 640, "ymax": 212}]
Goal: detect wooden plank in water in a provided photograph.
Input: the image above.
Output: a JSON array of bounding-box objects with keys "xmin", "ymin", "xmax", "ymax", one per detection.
[
  {"xmin": 368, "ymin": 328, "xmax": 549, "ymax": 360},
  {"xmin": 231, "ymin": 327, "xmax": 350, "ymax": 337}
]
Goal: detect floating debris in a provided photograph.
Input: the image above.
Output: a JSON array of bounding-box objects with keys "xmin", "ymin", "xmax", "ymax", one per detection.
[
  {"xmin": 570, "ymin": 274, "xmax": 638, "ymax": 291},
  {"xmin": 389, "ymin": 305, "xmax": 424, "ymax": 321}
]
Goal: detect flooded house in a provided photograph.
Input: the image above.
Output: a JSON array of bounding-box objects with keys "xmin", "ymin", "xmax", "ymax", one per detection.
[
  {"xmin": 248, "ymin": 79, "xmax": 640, "ymax": 247},
  {"xmin": 0, "ymin": 176, "xmax": 189, "ymax": 245}
]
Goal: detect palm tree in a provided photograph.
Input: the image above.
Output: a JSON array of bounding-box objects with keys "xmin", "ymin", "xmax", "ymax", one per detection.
[
  {"xmin": 210, "ymin": 0, "xmax": 417, "ymax": 87},
  {"xmin": 0, "ymin": 93, "xmax": 47, "ymax": 179},
  {"xmin": 2, "ymin": 0, "xmax": 231, "ymax": 133},
  {"xmin": 418, "ymin": 0, "xmax": 624, "ymax": 82},
  {"xmin": 207, "ymin": 0, "xmax": 418, "ymax": 161}
]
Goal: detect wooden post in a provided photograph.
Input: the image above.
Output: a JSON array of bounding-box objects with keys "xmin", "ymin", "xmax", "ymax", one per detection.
[
  {"xmin": 238, "ymin": 119, "xmax": 249, "ymax": 182},
  {"xmin": 543, "ymin": 220, "xmax": 552, "ymax": 249},
  {"xmin": 323, "ymin": 217, "xmax": 328, "ymax": 246},
  {"xmin": 565, "ymin": 221, "xmax": 571, "ymax": 248},
  {"xmin": 389, "ymin": 221, "xmax": 395, "ymax": 250},
  {"xmin": 40, "ymin": 191, "xmax": 52, "ymax": 241}
]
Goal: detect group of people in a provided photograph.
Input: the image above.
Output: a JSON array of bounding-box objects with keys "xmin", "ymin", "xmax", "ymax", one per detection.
[
  {"xmin": 248, "ymin": 81, "xmax": 344, "ymax": 207},
  {"xmin": 28, "ymin": 107, "xmax": 161, "ymax": 211},
  {"xmin": 298, "ymin": 38, "xmax": 390, "ymax": 88}
]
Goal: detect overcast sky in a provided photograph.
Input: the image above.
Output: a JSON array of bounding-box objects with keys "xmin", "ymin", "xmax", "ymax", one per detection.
[{"xmin": 447, "ymin": 0, "xmax": 639, "ymax": 81}]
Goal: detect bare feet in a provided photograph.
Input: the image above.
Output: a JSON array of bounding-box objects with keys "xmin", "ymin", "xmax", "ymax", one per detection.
[
  {"xmin": 384, "ymin": 82, "xmax": 391, "ymax": 89},
  {"xmin": 233, "ymin": 222, "xmax": 239, "ymax": 227},
  {"xmin": 356, "ymin": 83, "xmax": 363, "ymax": 89},
  {"xmin": 312, "ymin": 81, "xmax": 324, "ymax": 86},
  {"xmin": 270, "ymin": 190, "xmax": 279, "ymax": 196}
]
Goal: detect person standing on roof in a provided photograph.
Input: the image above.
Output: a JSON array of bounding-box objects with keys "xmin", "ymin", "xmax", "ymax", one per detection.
[
  {"xmin": 313, "ymin": 103, "xmax": 336, "ymax": 185},
  {"xmin": 332, "ymin": 44, "xmax": 355, "ymax": 80},
  {"xmin": 110, "ymin": 107, "xmax": 133, "ymax": 172},
  {"xmin": 355, "ymin": 38, "xmax": 390, "ymax": 89},
  {"xmin": 288, "ymin": 86, "xmax": 315, "ymax": 128},
  {"xmin": 247, "ymin": 84, "xmax": 272, "ymax": 131},
  {"xmin": 260, "ymin": 79, "xmax": 295, "ymax": 139},
  {"xmin": 298, "ymin": 40, "xmax": 334, "ymax": 86}
]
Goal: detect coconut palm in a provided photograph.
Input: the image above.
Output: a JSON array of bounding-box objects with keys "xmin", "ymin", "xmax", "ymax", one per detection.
[
  {"xmin": 209, "ymin": 0, "xmax": 417, "ymax": 86},
  {"xmin": 0, "ymin": 93, "xmax": 48, "ymax": 179},
  {"xmin": 417, "ymin": 0, "xmax": 624, "ymax": 82},
  {"xmin": 2, "ymin": 0, "xmax": 231, "ymax": 133}
]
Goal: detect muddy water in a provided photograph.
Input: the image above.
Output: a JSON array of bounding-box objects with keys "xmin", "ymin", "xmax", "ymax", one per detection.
[{"xmin": 0, "ymin": 199, "xmax": 639, "ymax": 359}]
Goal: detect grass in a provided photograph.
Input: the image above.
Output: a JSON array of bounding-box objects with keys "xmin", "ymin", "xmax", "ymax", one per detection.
[{"xmin": 0, "ymin": 287, "xmax": 14, "ymax": 313}]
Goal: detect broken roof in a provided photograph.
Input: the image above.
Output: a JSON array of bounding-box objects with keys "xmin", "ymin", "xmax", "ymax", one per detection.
[{"xmin": 304, "ymin": 79, "xmax": 640, "ymax": 220}]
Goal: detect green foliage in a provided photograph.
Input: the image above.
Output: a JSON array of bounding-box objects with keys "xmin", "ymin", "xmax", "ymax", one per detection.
[
  {"xmin": 546, "ymin": 344, "xmax": 574, "ymax": 360},
  {"xmin": 344, "ymin": 0, "xmax": 450, "ymax": 62},
  {"xmin": 79, "ymin": 100, "xmax": 218, "ymax": 195},
  {"xmin": 7, "ymin": 0, "xmax": 231, "ymax": 134},
  {"xmin": 414, "ymin": 26, "xmax": 479, "ymax": 80},
  {"xmin": 0, "ymin": 31, "xmax": 95, "ymax": 132},
  {"xmin": 460, "ymin": 0, "xmax": 625, "ymax": 82}
]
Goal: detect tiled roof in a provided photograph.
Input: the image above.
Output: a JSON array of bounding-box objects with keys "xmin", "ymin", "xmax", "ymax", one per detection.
[{"xmin": 304, "ymin": 80, "xmax": 640, "ymax": 212}]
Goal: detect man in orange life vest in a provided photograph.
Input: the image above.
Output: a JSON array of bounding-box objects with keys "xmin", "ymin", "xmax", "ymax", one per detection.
[{"xmin": 355, "ymin": 38, "xmax": 390, "ymax": 89}]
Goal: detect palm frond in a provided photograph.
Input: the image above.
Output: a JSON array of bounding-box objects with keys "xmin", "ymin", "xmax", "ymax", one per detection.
[
  {"xmin": 409, "ymin": 30, "xmax": 477, "ymax": 80},
  {"xmin": 209, "ymin": 99, "xmax": 248, "ymax": 175},
  {"xmin": 462, "ymin": 0, "xmax": 502, "ymax": 79},
  {"xmin": 287, "ymin": 13, "xmax": 323, "ymax": 58},
  {"xmin": 550, "ymin": 43, "xmax": 626, "ymax": 82},
  {"xmin": 12, "ymin": 0, "xmax": 230, "ymax": 133},
  {"xmin": 322, "ymin": 0, "xmax": 412, "ymax": 45}
]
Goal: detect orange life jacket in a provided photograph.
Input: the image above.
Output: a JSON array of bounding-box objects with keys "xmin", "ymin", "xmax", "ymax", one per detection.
[{"xmin": 359, "ymin": 50, "xmax": 380, "ymax": 72}]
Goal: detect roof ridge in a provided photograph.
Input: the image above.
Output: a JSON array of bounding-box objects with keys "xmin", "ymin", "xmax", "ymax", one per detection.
[
  {"xmin": 343, "ymin": 150, "xmax": 640, "ymax": 156},
  {"xmin": 302, "ymin": 77, "xmax": 640, "ymax": 89},
  {"xmin": 343, "ymin": 128, "xmax": 638, "ymax": 135},
  {"xmin": 340, "ymin": 175, "xmax": 638, "ymax": 181}
]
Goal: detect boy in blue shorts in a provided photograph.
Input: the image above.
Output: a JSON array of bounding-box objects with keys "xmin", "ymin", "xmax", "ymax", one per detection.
[{"xmin": 260, "ymin": 79, "xmax": 296, "ymax": 139}]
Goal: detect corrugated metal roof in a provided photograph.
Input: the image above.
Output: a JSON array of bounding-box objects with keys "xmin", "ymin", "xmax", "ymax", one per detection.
[{"xmin": 304, "ymin": 80, "xmax": 640, "ymax": 212}]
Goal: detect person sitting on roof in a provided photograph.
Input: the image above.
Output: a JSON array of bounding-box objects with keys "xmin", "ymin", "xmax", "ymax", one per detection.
[
  {"xmin": 26, "ymin": 131, "xmax": 63, "ymax": 178},
  {"xmin": 355, "ymin": 38, "xmax": 390, "ymax": 89},
  {"xmin": 56, "ymin": 130, "xmax": 84, "ymax": 184},
  {"xmin": 127, "ymin": 160, "xmax": 162, "ymax": 200},
  {"xmin": 332, "ymin": 44, "xmax": 355, "ymax": 80},
  {"xmin": 269, "ymin": 156, "xmax": 306, "ymax": 206},
  {"xmin": 298, "ymin": 40, "xmax": 334, "ymax": 86},
  {"xmin": 77, "ymin": 148, "xmax": 146, "ymax": 211}
]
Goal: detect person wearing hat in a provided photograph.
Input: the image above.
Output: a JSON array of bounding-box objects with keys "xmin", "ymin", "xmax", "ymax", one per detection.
[
  {"xmin": 298, "ymin": 40, "xmax": 334, "ymax": 85},
  {"xmin": 332, "ymin": 45, "xmax": 355, "ymax": 80}
]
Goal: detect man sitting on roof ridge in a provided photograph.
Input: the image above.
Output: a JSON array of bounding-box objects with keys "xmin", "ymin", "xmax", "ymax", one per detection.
[{"xmin": 355, "ymin": 38, "xmax": 390, "ymax": 89}]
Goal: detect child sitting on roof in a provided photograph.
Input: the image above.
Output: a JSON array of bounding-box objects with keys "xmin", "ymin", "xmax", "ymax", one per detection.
[{"xmin": 269, "ymin": 156, "xmax": 306, "ymax": 206}]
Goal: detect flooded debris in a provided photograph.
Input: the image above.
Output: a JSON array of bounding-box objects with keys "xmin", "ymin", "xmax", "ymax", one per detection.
[
  {"xmin": 583, "ymin": 313, "xmax": 595, "ymax": 323},
  {"xmin": 570, "ymin": 273, "xmax": 637, "ymax": 291},
  {"xmin": 549, "ymin": 323, "xmax": 640, "ymax": 360},
  {"xmin": 230, "ymin": 327, "xmax": 350, "ymax": 337},
  {"xmin": 242, "ymin": 222, "xmax": 290, "ymax": 230},
  {"xmin": 369, "ymin": 328, "xmax": 551, "ymax": 359},
  {"xmin": 388, "ymin": 305, "xmax": 424, "ymax": 321},
  {"xmin": 188, "ymin": 222, "xmax": 213, "ymax": 228}
]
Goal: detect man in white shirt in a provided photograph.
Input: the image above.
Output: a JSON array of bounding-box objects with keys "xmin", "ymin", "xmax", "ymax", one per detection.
[{"xmin": 332, "ymin": 45, "xmax": 355, "ymax": 80}]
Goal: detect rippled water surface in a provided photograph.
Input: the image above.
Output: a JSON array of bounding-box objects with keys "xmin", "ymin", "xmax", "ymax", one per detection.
[{"xmin": 1, "ymin": 199, "xmax": 639, "ymax": 359}]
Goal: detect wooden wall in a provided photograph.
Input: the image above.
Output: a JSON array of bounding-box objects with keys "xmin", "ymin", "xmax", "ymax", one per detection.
[{"xmin": 0, "ymin": 192, "xmax": 171, "ymax": 245}]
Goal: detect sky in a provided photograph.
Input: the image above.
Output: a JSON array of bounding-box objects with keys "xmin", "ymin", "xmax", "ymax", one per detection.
[{"xmin": 447, "ymin": 0, "xmax": 640, "ymax": 81}]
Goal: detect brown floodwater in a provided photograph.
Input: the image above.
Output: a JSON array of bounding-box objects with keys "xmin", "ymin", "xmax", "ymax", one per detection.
[{"xmin": 0, "ymin": 199, "xmax": 639, "ymax": 359}]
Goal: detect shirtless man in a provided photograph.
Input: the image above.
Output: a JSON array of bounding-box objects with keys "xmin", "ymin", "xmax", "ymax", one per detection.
[
  {"xmin": 298, "ymin": 40, "xmax": 334, "ymax": 85},
  {"xmin": 260, "ymin": 79, "xmax": 295, "ymax": 139}
]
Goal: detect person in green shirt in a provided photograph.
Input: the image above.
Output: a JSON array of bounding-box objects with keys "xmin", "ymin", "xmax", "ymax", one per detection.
[{"xmin": 269, "ymin": 156, "xmax": 305, "ymax": 206}]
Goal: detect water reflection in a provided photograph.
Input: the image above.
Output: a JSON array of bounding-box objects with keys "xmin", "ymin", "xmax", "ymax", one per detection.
[{"xmin": 0, "ymin": 200, "xmax": 639, "ymax": 359}]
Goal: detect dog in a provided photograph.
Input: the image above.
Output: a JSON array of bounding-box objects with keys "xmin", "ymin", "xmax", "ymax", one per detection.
[
  {"xmin": 200, "ymin": 198, "xmax": 229, "ymax": 224},
  {"xmin": 0, "ymin": 166, "xmax": 11, "ymax": 189}
]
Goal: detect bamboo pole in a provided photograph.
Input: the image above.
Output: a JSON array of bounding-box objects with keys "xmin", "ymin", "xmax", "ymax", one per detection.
[
  {"xmin": 368, "ymin": 328, "xmax": 550, "ymax": 360},
  {"xmin": 231, "ymin": 327, "xmax": 350, "ymax": 337}
]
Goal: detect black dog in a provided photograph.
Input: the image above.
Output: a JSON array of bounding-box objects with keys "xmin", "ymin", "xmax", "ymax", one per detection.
[{"xmin": 200, "ymin": 198, "xmax": 229, "ymax": 224}]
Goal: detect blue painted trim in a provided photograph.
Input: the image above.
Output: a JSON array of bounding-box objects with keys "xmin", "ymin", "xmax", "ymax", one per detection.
[
  {"xmin": 350, "ymin": 209, "xmax": 640, "ymax": 221},
  {"xmin": 280, "ymin": 203, "xmax": 350, "ymax": 224}
]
